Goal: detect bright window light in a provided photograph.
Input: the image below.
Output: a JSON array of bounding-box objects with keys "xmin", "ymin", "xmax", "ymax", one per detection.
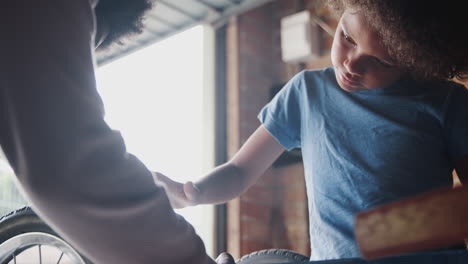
[{"xmin": 96, "ymin": 25, "xmax": 214, "ymax": 255}]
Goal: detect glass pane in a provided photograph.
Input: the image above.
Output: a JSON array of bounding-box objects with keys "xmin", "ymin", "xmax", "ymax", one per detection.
[
  {"xmin": 96, "ymin": 25, "xmax": 214, "ymax": 256},
  {"xmin": 0, "ymin": 150, "xmax": 28, "ymax": 216}
]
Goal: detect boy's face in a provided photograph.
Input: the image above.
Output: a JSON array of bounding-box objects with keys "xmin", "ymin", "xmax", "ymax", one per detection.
[{"xmin": 331, "ymin": 10, "xmax": 403, "ymax": 92}]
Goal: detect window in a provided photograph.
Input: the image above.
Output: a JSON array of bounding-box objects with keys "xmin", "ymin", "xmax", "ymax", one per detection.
[
  {"xmin": 96, "ymin": 25, "xmax": 215, "ymax": 256},
  {"xmin": 0, "ymin": 151, "xmax": 27, "ymax": 216}
]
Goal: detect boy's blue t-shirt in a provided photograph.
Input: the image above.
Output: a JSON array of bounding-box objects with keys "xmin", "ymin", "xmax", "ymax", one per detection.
[{"xmin": 258, "ymin": 67, "xmax": 468, "ymax": 260}]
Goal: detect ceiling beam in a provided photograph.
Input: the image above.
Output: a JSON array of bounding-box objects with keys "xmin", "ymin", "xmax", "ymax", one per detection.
[
  {"xmin": 157, "ymin": 0, "xmax": 200, "ymax": 22},
  {"xmin": 193, "ymin": 0, "xmax": 223, "ymax": 15},
  {"xmin": 146, "ymin": 13, "xmax": 180, "ymax": 30}
]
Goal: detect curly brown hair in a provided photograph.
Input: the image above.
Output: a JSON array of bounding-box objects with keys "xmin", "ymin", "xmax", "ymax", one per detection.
[
  {"xmin": 95, "ymin": 0, "xmax": 153, "ymax": 50},
  {"xmin": 326, "ymin": 0, "xmax": 468, "ymax": 81}
]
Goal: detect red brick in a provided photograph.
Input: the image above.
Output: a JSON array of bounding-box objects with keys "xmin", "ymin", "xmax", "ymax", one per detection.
[
  {"xmin": 241, "ymin": 218, "xmax": 270, "ymax": 241},
  {"xmin": 241, "ymin": 188, "xmax": 275, "ymax": 206},
  {"xmin": 283, "ymin": 186, "xmax": 307, "ymax": 205},
  {"xmin": 275, "ymin": 162, "xmax": 305, "ymax": 188},
  {"xmin": 241, "ymin": 240, "xmax": 273, "ymax": 256},
  {"xmin": 281, "ymin": 203, "xmax": 308, "ymax": 221},
  {"xmin": 240, "ymin": 200, "xmax": 273, "ymax": 221},
  {"xmin": 288, "ymin": 239, "xmax": 311, "ymax": 257},
  {"xmin": 226, "ymin": 0, "xmax": 338, "ymax": 256}
]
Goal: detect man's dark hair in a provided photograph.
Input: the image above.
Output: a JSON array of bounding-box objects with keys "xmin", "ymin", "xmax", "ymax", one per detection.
[
  {"xmin": 95, "ymin": 0, "xmax": 153, "ymax": 50},
  {"xmin": 326, "ymin": 0, "xmax": 468, "ymax": 81}
]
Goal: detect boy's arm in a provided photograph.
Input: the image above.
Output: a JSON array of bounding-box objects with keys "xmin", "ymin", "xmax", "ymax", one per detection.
[
  {"xmin": 197, "ymin": 125, "xmax": 285, "ymax": 204},
  {"xmin": 156, "ymin": 125, "xmax": 285, "ymax": 206}
]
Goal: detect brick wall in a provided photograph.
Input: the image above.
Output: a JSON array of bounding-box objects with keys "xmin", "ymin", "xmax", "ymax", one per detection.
[
  {"xmin": 224, "ymin": 0, "xmax": 468, "ymax": 259},
  {"xmin": 225, "ymin": 0, "xmax": 337, "ymax": 259}
]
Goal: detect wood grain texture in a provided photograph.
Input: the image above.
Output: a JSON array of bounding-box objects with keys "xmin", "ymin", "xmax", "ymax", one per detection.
[{"xmin": 355, "ymin": 186, "xmax": 468, "ymax": 259}]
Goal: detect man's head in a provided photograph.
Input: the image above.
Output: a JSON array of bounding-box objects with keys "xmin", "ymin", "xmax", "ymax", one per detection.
[{"xmin": 94, "ymin": 0, "xmax": 153, "ymax": 51}]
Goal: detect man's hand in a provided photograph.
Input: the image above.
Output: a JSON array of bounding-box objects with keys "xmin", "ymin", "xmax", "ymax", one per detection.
[
  {"xmin": 152, "ymin": 172, "xmax": 201, "ymax": 209},
  {"xmin": 216, "ymin": 253, "xmax": 235, "ymax": 264}
]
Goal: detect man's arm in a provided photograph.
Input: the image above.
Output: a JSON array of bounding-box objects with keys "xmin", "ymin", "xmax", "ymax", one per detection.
[
  {"xmin": 455, "ymin": 155, "xmax": 468, "ymax": 185},
  {"xmin": 0, "ymin": 1, "xmax": 214, "ymax": 263}
]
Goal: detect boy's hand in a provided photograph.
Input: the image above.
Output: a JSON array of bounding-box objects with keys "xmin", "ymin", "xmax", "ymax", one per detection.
[
  {"xmin": 152, "ymin": 171, "xmax": 201, "ymax": 209},
  {"xmin": 216, "ymin": 253, "xmax": 235, "ymax": 264}
]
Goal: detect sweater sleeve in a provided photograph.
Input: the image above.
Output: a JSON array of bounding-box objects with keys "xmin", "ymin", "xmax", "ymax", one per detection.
[{"xmin": 0, "ymin": 1, "xmax": 214, "ymax": 263}]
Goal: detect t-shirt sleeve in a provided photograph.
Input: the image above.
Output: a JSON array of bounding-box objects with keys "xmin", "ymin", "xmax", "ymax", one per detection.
[
  {"xmin": 258, "ymin": 71, "xmax": 305, "ymax": 151},
  {"xmin": 444, "ymin": 84, "xmax": 468, "ymax": 162},
  {"xmin": 0, "ymin": 1, "xmax": 213, "ymax": 264}
]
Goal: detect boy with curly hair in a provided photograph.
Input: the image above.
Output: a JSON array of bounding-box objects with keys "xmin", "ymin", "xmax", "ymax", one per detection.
[{"xmin": 157, "ymin": 0, "xmax": 468, "ymax": 261}]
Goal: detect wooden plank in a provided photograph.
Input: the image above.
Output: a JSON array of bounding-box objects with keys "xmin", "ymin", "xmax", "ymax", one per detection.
[
  {"xmin": 355, "ymin": 186, "xmax": 468, "ymax": 259},
  {"xmin": 226, "ymin": 15, "xmax": 241, "ymax": 259}
]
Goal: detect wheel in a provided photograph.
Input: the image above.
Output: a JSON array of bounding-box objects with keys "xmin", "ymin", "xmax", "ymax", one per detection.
[
  {"xmin": 236, "ymin": 249, "xmax": 309, "ymax": 264},
  {"xmin": 0, "ymin": 206, "xmax": 92, "ymax": 264}
]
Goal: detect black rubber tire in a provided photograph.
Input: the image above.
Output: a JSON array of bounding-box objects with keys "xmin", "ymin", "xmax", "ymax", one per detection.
[
  {"xmin": 237, "ymin": 249, "xmax": 310, "ymax": 264},
  {"xmin": 0, "ymin": 206, "xmax": 92, "ymax": 264}
]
